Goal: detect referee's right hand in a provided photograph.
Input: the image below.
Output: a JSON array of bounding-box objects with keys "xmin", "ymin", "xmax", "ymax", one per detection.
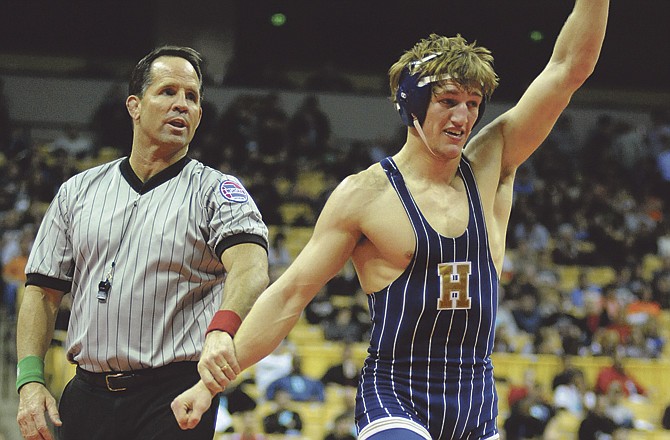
[{"xmin": 17, "ymin": 382, "xmax": 61, "ymax": 440}]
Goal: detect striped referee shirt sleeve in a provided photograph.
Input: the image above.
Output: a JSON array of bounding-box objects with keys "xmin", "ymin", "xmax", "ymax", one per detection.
[
  {"xmin": 25, "ymin": 180, "xmax": 75, "ymax": 293},
  {"xmin": 204, "ymin": 173, "xmax": 268, "ymax": 259}
]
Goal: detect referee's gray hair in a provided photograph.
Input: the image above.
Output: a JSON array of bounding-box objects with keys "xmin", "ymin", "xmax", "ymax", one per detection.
[{"xmin": 129, "ymin": 46, "xmax": 204, "ymax": 99}]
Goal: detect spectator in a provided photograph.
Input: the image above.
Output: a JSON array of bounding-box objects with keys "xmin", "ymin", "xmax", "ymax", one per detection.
[
  {"xmin": 504, "ymin": 373, "xmax": 555, "ymax": 440},
  {"xmin": 551, "ymin": 356, "xmax": 580, "ymax": 390},
  {"xmin": 265, "ymin": 356, "xmax": 325, "ymax": 402},
  {"xmin": 609, "ymin": 120, "xmax": 648, "ymax": 179},
  {"xmin": 548, "ymin": 113, "xmax": 580, "ymax": 161},
  {"xmin": 625, "ymin": 282, "xmax": 661, "ymax": 326},
  {"xmin": 50, "ymin": 124, "xmax": 93, "ymax": 159},
  {"xmin": 577, "ymin": 395, "xmax": 620, "ymax": 440},
  {"xmin": 254, "ymin": 339, "xmax": 296, "ymax": 398},
  {"xmin": 324, "ymin": 412, "xmax": 356, "ymax": 440},
  {"xmin": 321, "ymin": 342, "xmax": 361, "ymax": 388},
  {"xmin": 602, "ymin": 382, "xmax": 634, "ymax": 429},
  {"xmin": 512, "ymin": 212, "xmax": 551, "ymax": 253},
  {"xmin": 534, "ymin": 326, "xmax": 565, "ymax": 356},
  {"xmin": 512, "ymin": 286, "xmax": 543, "ymax": 335},
  {"xmin": 568, "ymin": 269, "xmax": 601, "ymax": 314},
  {"xmin": 229, "ymin": 410, "xmax": 266, "ymax": 440},
  {"xmin": 604, "ymin": 309, "xmax": 633, "ymax": 348},
  {"xmin": 645, "ymin": 108, "xmax": 670, "ymax": 157},
  {"xmin": 552, "ymin": 223, "xmax": 595, "ymax": 266},
  {"xmin": 599, "ymin": 283, "xmax": 625, "ymax": 330},
  {"xmin": 262, "ymin": 389, "xmax": 303, "ymax": 436},
  {"xmin": 323, "ymin": 306, "xmax": 367, "ymax": 343},
  {"xmin": 215, "ymin": 383, "xmax": 257, "ymax": 434},
  {"xmin": 288, "ymin": 95, "xmax": 332, "ymax": 161},
  {"xmin": 654, "ymin": 129, "xmax": 670, "ymax": 205},
  {"xmin": 506, "ymin": 369, "xmax": 539, "ymax": 409},
  {"xmin": 651, "ymin": 255, "xmax": 670, "ymax": 309},
  {"xmin": 255, "ymin": 93, "xmax": 289, "ymax": 161},
  {"xmin": 304, "ymin": 288, "xmax": 336, "ymax": 326},
  {"xmin": 268, "ymin": 230, "xmax": 292, "ymax": 281},
  {"xmin": 636, "ymin": 319, "xmax": 665, "ymax": 358},
  {"xmin": 244, "ymin": 167, "xmax": 285, "ymax": 227},
  {"xmin": 1, "ymin": 227, "xmax": 32, "ymax": 317},
  {"xmin": 324, "ymin": 260, "xmax": 360, "ymax": 297},
  {"xmin": 656, "ymin": 220, "xmax": 670, "ymax": 258},
  {"xmin": 553, "ymin": 368, "xmax": 594, "ymax": 417},
  {"xmin": 494, "ymin": 285, "xmax": 522, "ymax": 353},
  {"xmin": 581, "ymin": 114, "xmax": 615, "ymax": 180},
  {"xmin": 594, "ymin": 352, "xmax": 645, "ymax": 397}
]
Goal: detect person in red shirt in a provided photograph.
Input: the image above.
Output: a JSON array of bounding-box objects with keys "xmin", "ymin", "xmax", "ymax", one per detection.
[{"xmin": 594, "ymin": 352, "xmax": 645, "ymax": 397}]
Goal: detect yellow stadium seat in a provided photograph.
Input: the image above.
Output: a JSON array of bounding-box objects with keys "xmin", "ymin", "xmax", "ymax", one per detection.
[
  {"xmin": 294, "ymin": 170, "xmax": 328, "ymax": 200},
  {"xmin": 588, "ymin": 266, "xmax": 616, "ymax": 286},
  {"xmin": 279, "ymin": 203, "xmax": 315, "ymax": 226},
  {"xmin": 543, "ymin": 409, "xmax": 582, "ymax": 439},
  {"xmin": 296, "ymin": 342, "xmax": 341, "ymax": 378}
]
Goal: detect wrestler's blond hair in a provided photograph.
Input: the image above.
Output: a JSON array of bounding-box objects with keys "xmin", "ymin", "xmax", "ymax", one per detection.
[{"xmin": 389, "ymin": 33, "xmax": 499, "ymax": 103}]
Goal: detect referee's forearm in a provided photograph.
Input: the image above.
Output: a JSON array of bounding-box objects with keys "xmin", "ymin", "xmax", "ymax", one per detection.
[
  {"xmin": 218, "ymin": 242, "xmax": 270, "ymax": 318},
  {"xmin": 16, "ymin": 285, "xmax": 63, "ymax": 360},
  {"xmin": 219, "ymin": 264, "xmax": 269, "ymax": 319}
]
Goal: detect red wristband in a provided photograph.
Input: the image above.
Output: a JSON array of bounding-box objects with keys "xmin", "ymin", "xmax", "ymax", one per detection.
[{"xmin": 206, "ymin": 310, "xmax": 242, "ymax": 338}]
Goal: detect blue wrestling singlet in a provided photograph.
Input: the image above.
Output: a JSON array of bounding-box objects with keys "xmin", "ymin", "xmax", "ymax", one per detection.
[{"xmin": 355, "ymin": 157, "xmax": 499, "ymax": 439}]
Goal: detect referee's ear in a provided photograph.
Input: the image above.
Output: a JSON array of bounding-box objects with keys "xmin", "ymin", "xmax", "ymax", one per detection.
[{"xmin": 126, "ymin": 95, "xmax": 140, "ymax": 121}]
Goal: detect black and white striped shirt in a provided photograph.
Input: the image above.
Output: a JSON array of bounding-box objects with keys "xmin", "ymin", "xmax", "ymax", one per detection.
[{"xmin": 26, "ymin": 156, "xmax": 268, "ymax": 372}]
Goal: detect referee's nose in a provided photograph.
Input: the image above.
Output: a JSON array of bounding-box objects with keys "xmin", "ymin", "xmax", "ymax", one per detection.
[{"xmin": 172, "ymin": 91, "xmax": 189, "ymax": 114}]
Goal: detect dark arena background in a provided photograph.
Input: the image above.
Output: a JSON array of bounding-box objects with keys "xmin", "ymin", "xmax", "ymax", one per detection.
[{"xmin": 1, "ymin": 1, "xmax": 670, "ymax": 439}]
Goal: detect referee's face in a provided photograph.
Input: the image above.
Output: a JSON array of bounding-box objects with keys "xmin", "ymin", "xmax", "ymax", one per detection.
[{"xmin": 128, "ymin": 56, "xmax": 203, "ymax": 152}]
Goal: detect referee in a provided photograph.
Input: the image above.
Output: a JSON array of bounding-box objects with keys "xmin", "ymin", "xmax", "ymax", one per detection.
[{"xmin": 15, "ymin": 46, "xmax": 269, "ymax": 440}]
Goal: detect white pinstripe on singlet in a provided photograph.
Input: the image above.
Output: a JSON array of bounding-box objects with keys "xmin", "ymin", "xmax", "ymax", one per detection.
[{"xmin": 26, "ymin": 156, "xmax": 268, "ymax": 372}]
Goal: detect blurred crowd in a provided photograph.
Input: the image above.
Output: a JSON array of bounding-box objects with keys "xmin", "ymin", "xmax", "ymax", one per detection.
[{"xmin": 1, "ymin": 74, "xmax": 670, "ymax": 438}]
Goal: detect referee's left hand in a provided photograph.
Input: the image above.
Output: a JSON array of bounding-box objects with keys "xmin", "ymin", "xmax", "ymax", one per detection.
[
  {"xmin": 171, "ymin": 380, "xmax": 213, "ymax": 430},
  {"xmin": 17, "ymin": 382, "xmax": 62, "ymax": 440},
  {"xmin": 197, "ymin": 330, "xmax": 240, "ymax": 395}
]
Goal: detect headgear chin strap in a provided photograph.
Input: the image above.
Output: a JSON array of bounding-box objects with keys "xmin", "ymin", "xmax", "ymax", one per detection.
[{"xmin": 395, "ymin": 53, "xmax": 487, "ymax": 128}]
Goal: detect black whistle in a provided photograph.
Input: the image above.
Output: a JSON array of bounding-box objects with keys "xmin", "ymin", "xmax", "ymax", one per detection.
[{"xmin": 97, "ymin": 280, "xmax": 111, "ymax": 303}]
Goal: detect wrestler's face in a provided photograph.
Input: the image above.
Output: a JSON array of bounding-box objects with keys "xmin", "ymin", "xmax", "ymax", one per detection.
[{"xmin": 421, "ymin": 81, "xmax": 482, "ymax": 158}]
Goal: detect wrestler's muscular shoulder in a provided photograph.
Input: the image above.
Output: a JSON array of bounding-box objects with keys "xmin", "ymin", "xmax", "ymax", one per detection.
[{"xmin": 339, "ymin": 165, "xmax": 416, "ymax": 293}]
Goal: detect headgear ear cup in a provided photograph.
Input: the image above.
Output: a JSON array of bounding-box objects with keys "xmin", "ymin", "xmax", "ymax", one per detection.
[
  {"xmin": 395, "ymin": 52, "xmax": 488, "ymax": 129},
  {"xmin": 395, "ymin": 66, "xmax": 433, "ymax": 127}
]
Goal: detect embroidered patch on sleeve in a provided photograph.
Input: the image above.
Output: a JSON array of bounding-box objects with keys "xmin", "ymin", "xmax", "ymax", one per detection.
[{"xmin": 219, "ymin": 179, "xmax": 249, "ymax": 203}]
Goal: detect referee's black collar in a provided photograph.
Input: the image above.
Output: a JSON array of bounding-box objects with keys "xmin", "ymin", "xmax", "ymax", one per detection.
[{"xmin": 120, "ymin": 156, "xmax": 192, "ymax": 195}]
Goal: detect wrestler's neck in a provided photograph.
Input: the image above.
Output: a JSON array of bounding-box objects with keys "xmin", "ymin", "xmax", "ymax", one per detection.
[{"xmin": 394, "ymin": 136, "xmax": 462, "ymax": 185}]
